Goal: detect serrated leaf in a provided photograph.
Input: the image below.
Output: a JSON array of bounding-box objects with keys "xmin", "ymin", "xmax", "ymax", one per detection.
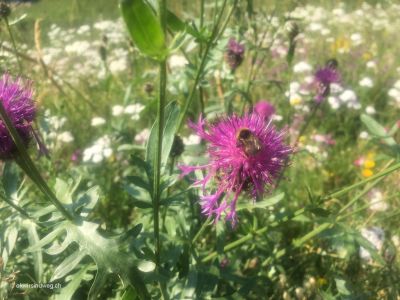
[
  {"xmin": 25, "ymin": 225, "xmax": 66, "ymax": 252},
  {"xmin": 2, "ymin": 162, "xmax": 19, "ymax": 199},
  {"xmin": 131, "ymin": 155, "xmax": 152, "ymax": 181},
  {"xmin": 55, "ymin": 265, "xmax": 94, "ymax": 300},
  {"xmin": 23, "ymin": 220, "xmax": 43, "ymax": 281},
  {"xmin": 31, "ymin": 220, "xmax": 149, "ymax": 299},
  {"xmin": 127, "ymin": 176, "xmax": 151, "ymax": 192},
  {"xmin": 45, "ymin": 238, "xmax": 71, "ymax": 256},
  {"xmin": 51, "ymin": 250, "xmax": 87, "ymax": 281},
  {"xmin": 74, "ymin": 186, "xmax": 100, "ymax": 218},
  {"xmin": 120, "ymin": 0, "xmax": 166, "ymax": 59}
]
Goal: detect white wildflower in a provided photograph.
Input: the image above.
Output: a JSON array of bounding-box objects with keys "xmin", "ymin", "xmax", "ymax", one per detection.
[{"xmin": 91, "ymin": 117, "xmax": 106, "ymax": 127}]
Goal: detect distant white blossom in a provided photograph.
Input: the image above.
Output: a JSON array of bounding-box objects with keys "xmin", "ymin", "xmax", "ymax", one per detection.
[
  {"xmin": 112, "ymin": 105, "xmax": 124, "ymax": 116},
  {"xmin": 359, "ymin": 131, "xmax": 369, "ymax": 139},
  {"xmin": 293, "ymin": 61, "xmax": 312, "ymax": 73},
  {"xmin": 359, "ymin": 77, "xmax": 373, "ymax": 88},
  {"xmin": 135, "ymin": 128, "xmax": 150, "ymax": 144},
  {"xmin": 359, "ymin": 227, "xmax": 385, "ymax": 262},
  {"xmin": 91, "ymin": 117, "xmax": 106, "ymax": 127},
  {"xmin": 57, "ymin": 131, "xmax": 74, "ymax": 143},
  {"xmin": 169, "ymin": 54, "xmax": 188, "ymax": 69},
  {"xmin": 365, "ymin": 105, "xmax": 376, "ymax": 115},
  {"xmin": 183, "ymin": 134, "xmax": 201, "ymax": 146},
  {"xmin": 83, "ymin": 135, "xmax": 113, "ymax": 163},
  {"xmin": 367, "ymin": 189, "xmax": 388, "ymax": 212}
]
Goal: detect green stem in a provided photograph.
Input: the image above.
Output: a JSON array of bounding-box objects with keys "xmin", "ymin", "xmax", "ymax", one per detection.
[
  {"xmin": 153, "ymin": 0, "xmax": 167, "ymax": 270},
  {"xmin": 0, "ymin": 101, "xmax": 74, "ymax": 221},
  {"xmin": 198, "ymin": 0, "xmax": 206, "ymax": 117},
  {"xmin": 0, "ymin": 191, "xmax": 45, "ymax": 228},
  {"xmin": 337, "ymin": 160, "xmax": 393, "ymax": 216},
  {"xmin": 275, "ymin": 100, "xmax": 321, "ymax": 188},
  {"xmin": 4, "ymin": 17, "xmax": 23, "ymax": 73},
  {"xmin": 177, "ymin": 0, "xmax": 229, "ymax": 131},
  {"xmin": 324, "ymin": 161, "xmax": 400, "ymax": 200},
  {"xmin": 191, "ymin": 216, "xmax": 212, "ymax": 246}
]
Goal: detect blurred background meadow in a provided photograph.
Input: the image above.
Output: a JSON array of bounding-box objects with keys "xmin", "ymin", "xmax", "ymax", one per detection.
[{"xmin": 1, "ymin": 0, "xmax": 400, "ymax": 299}]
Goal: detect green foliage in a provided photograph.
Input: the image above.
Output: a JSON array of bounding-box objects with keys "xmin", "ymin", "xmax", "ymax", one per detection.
[{"xmin": 120, "ymin": 0, "xmax": 167, "ymax": 60}]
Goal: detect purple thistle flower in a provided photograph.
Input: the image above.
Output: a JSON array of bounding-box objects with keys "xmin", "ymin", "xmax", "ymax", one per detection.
[
  {"xmin": 225, "ymin": 38, "xmax": 245, "ymax": 71},
  {"xmin": 71, "ymin": 149, "xmax": 81, "ymax": 163},
  {"xmin": 253, "ymin": 100, "xmax": 275, "ymax": 120},
  {"xmin": 0, "ymin": 73, "xmax": 35, "ymax": 159},
  {"xmin": 314, "ymin": 66, "xmax": 340, "ymax": 102},
  {"xmin": 179, "ymin": 113, "xmax": 291, "ymax": 226}
]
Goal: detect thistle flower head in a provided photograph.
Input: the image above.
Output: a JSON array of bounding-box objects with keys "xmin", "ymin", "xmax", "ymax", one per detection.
[
  {"xmin": 0, "ymin": 73, "xmax": 36, "ymax": 159},
  {"xmin": 254, "ymin": 100, "xmax": 275, "ymax": 120},
  {"xmin": 180, "ymin": 113, "xmax": 291, "ymax": 225},
  {"xmin": 225, "ymin": 38, "xmax": 245, "ymax": 71},
  {"xmin": 314, "ymin": 63, "xmax": 341, "ymax": 102}
]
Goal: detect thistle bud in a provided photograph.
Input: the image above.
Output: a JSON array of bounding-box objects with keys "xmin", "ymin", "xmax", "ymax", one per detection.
[
  {"xmin": 99, "ymin": 45, "xmax": 107, "ymax": 62},
  {"xmin": 170, "ymin": 135, "xmax": 184, "ymax": 158},
  {"xmin": 225, "ymin": 38, "xmax": 245, "ymax": 71},
  {"xmin": 144, "ymin": 83, "xmax": 154, "ymax": 95},
  {"xmin": 286, "ymin": 22, "xmax": 299, "ymax": 66},
  {"xmin": 287, "ymin": 21, "xmax": 299, "ymax": 41},
  {"xmin": 0, "ymin": 2, "xmax": 11, "ymax": 19},
  {"xmin": 0, "ymin": 73, "xmax": 36, "ymax": 160},
  {"xmin": 326, "ymin": 58, "xmax": 339, "ymax": 69},
  {"xmin": 102, "ymin": 34, "xmax": 108, "ymax": 45},
  {"xmin": 219, "ymin": 257, "xmax": 229, "ymax": 268}
]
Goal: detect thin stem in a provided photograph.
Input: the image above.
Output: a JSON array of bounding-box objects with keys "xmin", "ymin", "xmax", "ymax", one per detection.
[
  {"xmin": 0, "ymin": 192, "xmax": 45, "ymax": 228},
  {"xmin": 191, "ymin": 216, "xmax": 212, "ymax": 246},
  {"xmin": 177, "ymin": 0, "xmax": 229, "ymax": 131},
  {"xmin": 324, "ymin": 161, "xmax": 400, "ymax": 200},
  {"xmin": 153, "ymin": 0, "xmax": 167, "ymax": 271},
  {"xmin": 337, "ymin": 159, "xmax": 393, "ymax": 216},
  {"xmin": 201, "ymin": 207, "xmax": 306, "ymax": 263},
  {"xmin": 198, "ymin": 0, "xmax": 206, "ymax": 117},
  {"xmin": 4, "ymin": 17, "xmax": 22, "ymax": 73},
  {"xmin": 276, "ymin": 100, "xmax": 322, "ymax": 188},
  {"xmin": 0, "ymin": 101, "xmax": 74, "ymax": 221}
]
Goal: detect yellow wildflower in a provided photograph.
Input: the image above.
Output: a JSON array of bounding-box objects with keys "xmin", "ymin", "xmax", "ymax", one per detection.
[
  {"xmin": 362, "ymin": 168, "xmax": 373, "ymax": 177},
  {"xmin": 364, "ymin": 159, "xmax": 375, "ymax": 169}
]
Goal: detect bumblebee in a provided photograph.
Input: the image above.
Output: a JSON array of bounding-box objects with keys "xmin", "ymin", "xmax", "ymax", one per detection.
[{"xmin": 236, "ymin": 128, "xmax": 262, "ymax": 156}]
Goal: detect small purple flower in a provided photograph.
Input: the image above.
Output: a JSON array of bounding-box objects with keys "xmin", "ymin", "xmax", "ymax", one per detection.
[
  {"xmin": 180, "ymin": 113, "xmax": 291, "ymax": 225},
  {"xmin": 225, "ymin": 38, "xmax": 245, "ymax": 71},
  {"xmin": 314, "ymin": 66, "xmax": 340, "ymax": 102},
  {"xmin": 219, "ymin": 257, "xmax": 229, "ymax": 268},
  {"xmin": 253, "ymin": 100, "xmax": 275, "ymax": 120},
  {"xmin": 0, "ymin": 73, "xmax": 35, "ymax": 159},
  {"xmin": 71, "ymin": 149, "xmax": 81, "ymax": 163}
]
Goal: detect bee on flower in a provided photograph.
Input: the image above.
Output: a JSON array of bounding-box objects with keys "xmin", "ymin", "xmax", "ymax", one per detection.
[{"xmin": 179, "ymin": 113, "xmax": 292, "ymax": 225}]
